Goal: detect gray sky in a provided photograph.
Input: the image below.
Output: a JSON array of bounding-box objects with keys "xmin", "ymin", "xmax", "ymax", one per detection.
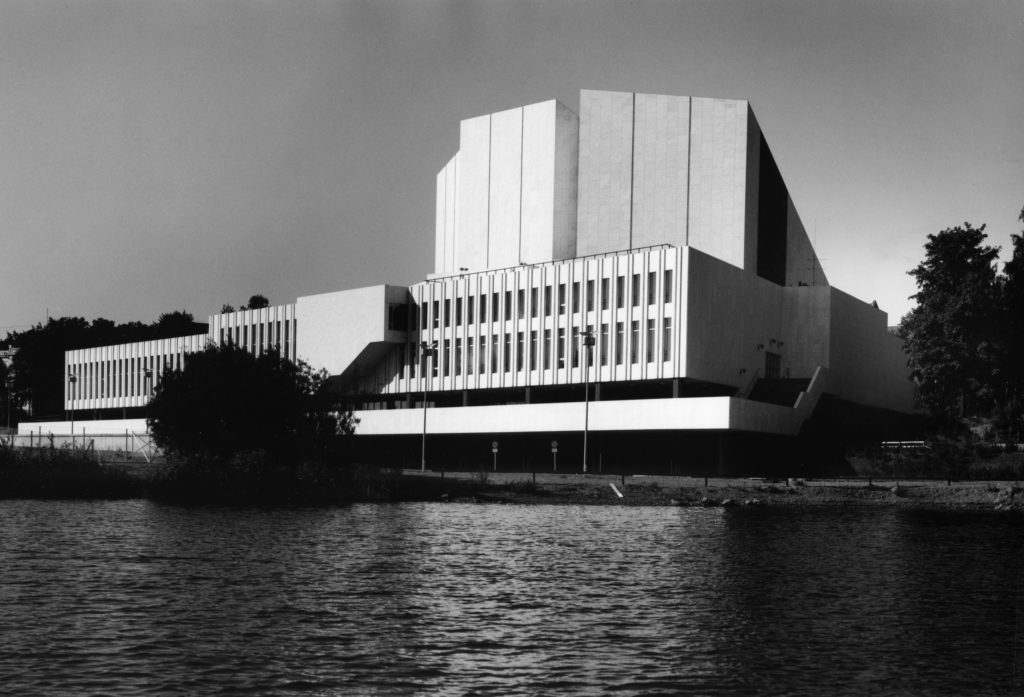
[{"xmin": 2, "ymin": 0, "xmax": 1022, "ymax": 335}]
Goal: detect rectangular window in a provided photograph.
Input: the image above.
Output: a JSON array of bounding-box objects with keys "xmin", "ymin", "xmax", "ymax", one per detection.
[
  {"xmin": 492, "ymin": 292, "xmax": 499, "ymax": 322},
  {"xmin": 766, "ymin": 351, "xmax": 782, "ymax": 379},
  {"xmin": 664, "ymin": 270, "xmax": 673, "ymax": 304},
  {"xmin": 443, "ymin": 339, "xmax": 451, "ymax": 376},
  {"xmin": 479, "ymin": 335, "xmax": 487, "ymax": 373},
  {"xmin": 631, "ymin": 320, "xmax": 640, "ymax": 363},
  {"xmin": 601, "ymin": 278, "xmax": 609, "ymax": 310},
  {"xmin": 531, "ymin": 287, "xmax": 539, "ymax": 318},
  {"xmin": 516, "ymin": 332, "xmax": 524, "ymax": 371},
  {"xmin": 616, "ymin": 276, "xmax": 625, "ymax": 309},
  {"xmin": 647, "ymin": 318, "xmax": 656, "ymax": 362},
  {"xmin": 517, "ymin": 289, "xmax": 525, "ymax": 319},
  {"xmin": 648, "ymin": 272, "xmax": 656, "ymax": 305},
  {"xmin": 410, "ymin": 343, "xmax": 417, "ymax": 379},
  {"xmin": 615, "ymin": 322, "xmax": 624, "ymax": 365},
  {"xmin": 530, "ymin": 330, "xmax": 538, "ymax": 370},
  {"xmin": 433, "ymin": 300, "xmax": 440, "ymax": 329},
  {"xmin": 491, "ymin": 334, "xmax": 498, "ymax": 373},
  {"xmin": 455, "ymin": 297, "xmax": 462, "ymax": 325},
  {"xmin": 600, "ymin": 323, "xmax": 609, "ymax": 366},
  {"xmin": 432, "ymin": 345, "xmax": 438, "ymax": 377},
  {"xmin": 544, "ymin": 286, "xmax": 552, "ymax": 316},
  {"xmin": 479, "ymin": 294, "xmax": 486, "ymax": 323},
  {"xmin": 632, "ymin": 274, "xmax": 641, "ymax": 307},
  {"xmin": 444, "ymin": 299, "xmax": 451, "ymax": 327},
  {"xmin": 467, "ymin": 296, "xmax": 474, "ymax": 324},
  {"xmin": 558, "ymin": 283, "xmax": 566, "ymax": 314},
  {"xmin": 571, "ymin": 325, "xmax": 580, "ymax": 368},
  {"xmin": 586, "ymin": 280, "xmax": 595, "ymax": 311},
  {"xmin": 504, "ymin": 291, "xmax": 512, "ymax": 320},
  {"xmin": 557, "ymin": 327, "xmax": 566, "ymax": 368},
  {"xmin": 543, "ymin": 329, "xmax": 551, "ymax": 370},
  {"xmin": 505, "ymin": 334, "xmax": 513, "ymax": 372},
  {"xmin": 466, "ymin": 337, "xmax": 473, "ymax": 375},
  {"xmin": 663, "ymin": 317, "xmax": 672, "ymax": 361},
  {"xmin": 572, "ymin": 282, "xmax": 580, "ymax": 313}
]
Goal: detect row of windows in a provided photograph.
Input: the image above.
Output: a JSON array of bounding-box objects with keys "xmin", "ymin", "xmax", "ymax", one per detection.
[
  {"xmin": 405, "ymin": 317, "xmax": 673, "ymax": 380},
  {"xmin": 68, "ymin": 354, "xmax": 174, "ymax": 402},
  {"xmin": 217, "ymin": 319, "xmax": 294, "ymax": 358},
  {"xmin": 419, "ymin": 270, "xmax": 673, "ymax": 329}
]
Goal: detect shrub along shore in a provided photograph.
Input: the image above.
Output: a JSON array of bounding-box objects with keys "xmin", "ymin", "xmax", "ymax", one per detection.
[{"xmin": 1, "ymin": 446, "xmax": 1022, "ymax": 511}]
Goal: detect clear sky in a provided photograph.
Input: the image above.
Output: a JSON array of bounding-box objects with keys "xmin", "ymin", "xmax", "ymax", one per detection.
[{"xmin": 2, "ymin": 0, "xmax": 1021, "ymax": 336}]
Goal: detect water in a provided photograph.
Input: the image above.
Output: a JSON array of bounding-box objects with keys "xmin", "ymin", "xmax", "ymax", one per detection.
[{"xmin": 1, "ymin": 501, "xmax": 1022, "ymax": 696}]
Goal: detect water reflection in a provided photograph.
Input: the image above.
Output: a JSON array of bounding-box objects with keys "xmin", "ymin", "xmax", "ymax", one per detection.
[{"xmin": 0, "ymin": 501, "xmax": 1021, "ymax": 696}]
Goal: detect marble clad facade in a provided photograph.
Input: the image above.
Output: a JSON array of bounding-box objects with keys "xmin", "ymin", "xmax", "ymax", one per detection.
[{"xmin": 46, "ymin": 90, "xmax": 913, "ymax": 469}]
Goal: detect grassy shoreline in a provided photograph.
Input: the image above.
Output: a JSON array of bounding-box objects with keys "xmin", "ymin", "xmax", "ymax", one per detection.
[
  {"xmin": 396, "ymin": 470, "xmax": 1024, "ymax": 511},
  {"xmin": 2, "ymin": 447, "xmax": 1022, "ymax": 510}
]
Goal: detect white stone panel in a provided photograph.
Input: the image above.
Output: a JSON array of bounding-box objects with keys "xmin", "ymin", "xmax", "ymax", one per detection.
[
  {"xmin": 684, "ymin": 248, "xmax": 785, "ymax": 386},
  {"xmin": 455, "ymin": 115, "xmax": 491, "ymax": 273},
  {"xmin": 687, "ymin": 97, "xmax": 750, "ymax": 270},
  {"xmin": 780, "ymin": 285, "xmax": 831, "ymax": 378},
  {"xmin": 632, "ymin": 92, "xmax": 689, "ymax": 249},
  {"xmin": 577, "ymin": 89, "xmax": 634, "ymax": 256},
  {"xmin": 520, "ymin": 101, "xmax": 557, "ymax": 264},
  {"xmin": 828, "ymin": 289, "xmax": 913, "ymax": 412},
  {"xmin": 552, "ymin": 101, "xmax": 579, "ymax": 261},
  {"xmin": 355, "ymin": 394, "xmax": 806, "ymax": 436},
  {"xmin": 488, "ymin": 106, "xmax": 524, "ymax": 269},
  {"xmin": 295, "ymin": 285, "xmax": 405, "ymax": 377}
]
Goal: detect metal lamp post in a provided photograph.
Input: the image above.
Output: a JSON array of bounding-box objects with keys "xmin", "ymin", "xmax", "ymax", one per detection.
[
  {"xmin": 420, "ymin": 340, "xmax": 437, "ymax": 472},
  {"xmin": 67, "ymin": 373, "xmax": 77, "ymax": 448},
  {"xmin": 577, "ymin": 329, "xmax": 596, "ymax": 473}
]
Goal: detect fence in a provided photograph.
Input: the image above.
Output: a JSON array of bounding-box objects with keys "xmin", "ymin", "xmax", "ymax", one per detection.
[{"xmin": 0, "ymin": 430, "xmax": 160, "ymax": 462}]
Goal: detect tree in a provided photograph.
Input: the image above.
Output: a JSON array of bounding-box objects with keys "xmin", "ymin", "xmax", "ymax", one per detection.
[
  {"xmin": 0, "ymin": 358, "xmax": 15, "ymax": 429},
  {"xmin": 220, "ymin": 304, "xmax": 235, "ymax": 314},
  {"xmin": 147, "ymin": 343, "xmax": 354, "ymax": 461},
  {"xmin": 243, "ymin": 294, "xmax": 269, "ymax": 310},
  {"xmin": 5, "ymin": 317, "xmax": 91, "ymax": 418},
  {"xmin": 902, "ymin": 223, "xmax": 1001, "ymax": 418},
  {"xmin": 996, "ymin": 210, "xmax": 1024, "ymax": 430},
  {"xmin": 3, "ymin": 311, "xmax": 205, "ymax": 422},
  {"xmin": 153, "ymin": 310, "xmax": 201, "ymax": 339}
]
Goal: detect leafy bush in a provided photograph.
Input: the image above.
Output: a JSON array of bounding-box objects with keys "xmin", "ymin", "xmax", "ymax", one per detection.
[{"xmin": 147, "ymin": 343, "xmax": 355, "ymax": 462}]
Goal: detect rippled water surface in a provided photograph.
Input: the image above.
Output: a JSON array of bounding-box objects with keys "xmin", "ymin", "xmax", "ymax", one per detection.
[{"xmin": 2, "ymin": 501, "xmax": 1022, "ymax": 696}]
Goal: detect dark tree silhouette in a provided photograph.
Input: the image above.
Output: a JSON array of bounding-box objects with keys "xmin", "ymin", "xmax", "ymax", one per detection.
[
  {"xmin": 147, "ymin": 343, "xmax": 354, "ymax": 461},
  {"xmin": 245, "ymin": 294, "xmax": 269, "ymax": 310},
  {"xmin": 902, "ymin": 223, "xmax": 1000, "ymax": 418},
  {"xmin": 997, "ymin": 210, "xmax": 1024, "ymax": 429}
]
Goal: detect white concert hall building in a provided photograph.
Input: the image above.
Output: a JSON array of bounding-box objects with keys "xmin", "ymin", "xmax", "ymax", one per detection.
[{"xmin": 34, "ymin": 90, "xmax": 915, "ymax": 473}]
